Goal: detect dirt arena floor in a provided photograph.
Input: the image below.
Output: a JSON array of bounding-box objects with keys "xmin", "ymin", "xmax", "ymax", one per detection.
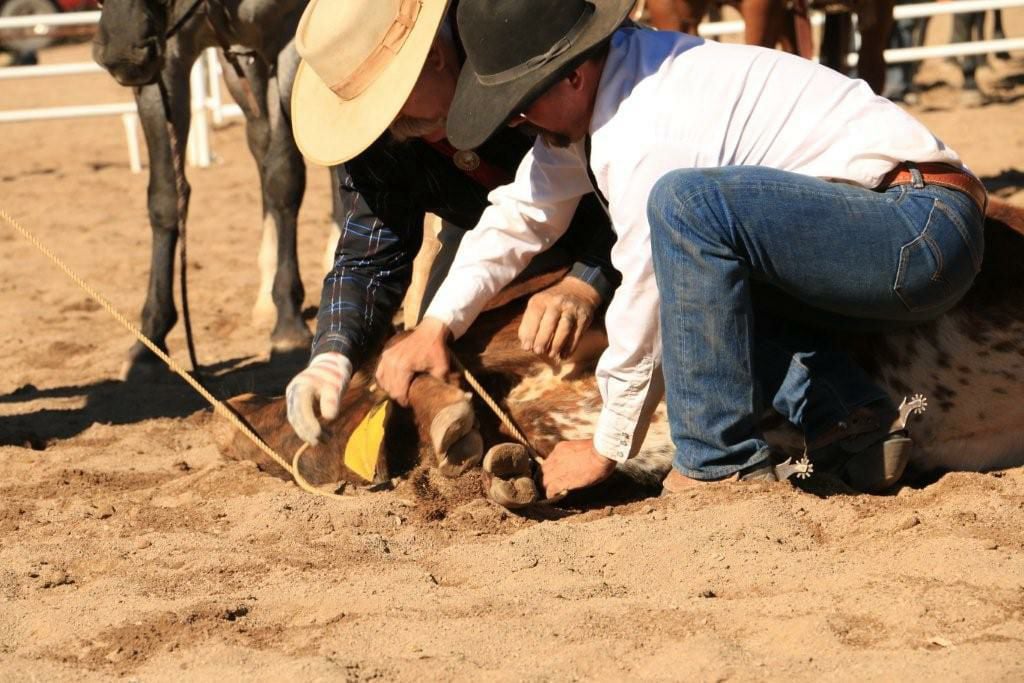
[{"xmin": 2, "ymin": 17, "xmax": 1024, "ymax": 681}]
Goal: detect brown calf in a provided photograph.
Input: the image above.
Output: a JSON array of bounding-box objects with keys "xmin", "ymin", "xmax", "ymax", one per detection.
[{"xmin": 218, "ymin": 199, "xmax": 1024, "ymax": 497}]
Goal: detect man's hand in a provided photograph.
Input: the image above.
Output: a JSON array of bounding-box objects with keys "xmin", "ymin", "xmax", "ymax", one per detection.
[
  {"xmin": 286, "ymin": 352, "xmax": 353, "ymax": 445},
  {"xmin": 539, "ymin": 439, "xmax": 617, "ymax": 498},
  {"xmin": 519, "ymin": 276, "xmax": 601, "ymax": 360},
  {"xmin": 376, "ymin": 317, "xmax": 452, "ymax": 406}
]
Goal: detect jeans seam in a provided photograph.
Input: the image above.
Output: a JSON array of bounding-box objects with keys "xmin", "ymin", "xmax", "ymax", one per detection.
[
  {"xmin": 672, "ymin": 445, "xmax": 773, "ymax": 481},
  {"xmin": 675, "ymin": 181, "xmax": 851, "ymax": 209},
  {"xmin": 932, "ymin": 197, "xmax": 982, "ymax": 271},
  {"xmin": 923, "ymin": 232, "xmax": 945, "ymax": 283}
]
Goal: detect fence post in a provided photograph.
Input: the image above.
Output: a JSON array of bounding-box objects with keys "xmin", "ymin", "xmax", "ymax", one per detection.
[
  {"xmin": 121, "ymin": 112, "xmax": 142, "ymax": 174},
  {"xmin": 188, "ymin": 56, "xmax": 212, "ymax": 168},
  {"xmin": 206, "ymin": 48, "xmax": 225, "ymax": 127}
]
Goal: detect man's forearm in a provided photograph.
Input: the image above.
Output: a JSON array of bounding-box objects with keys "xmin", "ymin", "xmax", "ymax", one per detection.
[{"xmin": 312, "ymin": 253, "xmax": 412, "ymax": 367}]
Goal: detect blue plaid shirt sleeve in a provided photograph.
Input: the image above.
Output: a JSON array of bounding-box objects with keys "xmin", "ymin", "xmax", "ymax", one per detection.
[{"xmin": 311, "ymin": 166, "xmax": 424, "ymax": 366}]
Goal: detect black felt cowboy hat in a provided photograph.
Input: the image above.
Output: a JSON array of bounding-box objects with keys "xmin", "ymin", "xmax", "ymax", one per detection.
[{"xmin": 447, "ymin": 0, "xmax": 635, "ymax": 151}]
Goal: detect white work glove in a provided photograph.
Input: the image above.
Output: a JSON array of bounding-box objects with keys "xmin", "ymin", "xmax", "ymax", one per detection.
[{"xmin": 286, "ymin": 352, "xmax": 353, "ymax": 445}]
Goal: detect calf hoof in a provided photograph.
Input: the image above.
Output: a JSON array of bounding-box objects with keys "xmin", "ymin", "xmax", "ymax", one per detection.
[
  {"xmin": 843, "ymin": 436, "xmax": 912, "ymax": 494},
  {"xmin": 430, "ymin": 398, "xmax": 482, "ymax": 478},
  {"xmin": 430, "ymin": 400, "xmax": 475, "ymax": 454},
  {"xmin": 482, "ymin": 443, "xmax": 538, "ymax": 509},
  {"xmin": 438, "ymin": 430, "xmax": 484, "ymax": 478}
]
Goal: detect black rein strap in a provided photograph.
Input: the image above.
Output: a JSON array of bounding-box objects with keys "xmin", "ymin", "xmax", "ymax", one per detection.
[{"xmin": 165, "ymin": 0, "xmax": 207, "ymax": 40}]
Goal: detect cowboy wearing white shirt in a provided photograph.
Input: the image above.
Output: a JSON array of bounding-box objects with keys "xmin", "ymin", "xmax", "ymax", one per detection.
[{"xmin": 376, "ymin": 0, "xmax": 986, "ymax": 498}]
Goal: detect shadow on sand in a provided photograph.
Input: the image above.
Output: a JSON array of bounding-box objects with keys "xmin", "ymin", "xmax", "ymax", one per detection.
[{"xmin": 0, "ymin": 348, "xmax": 309, "ymax": 448}]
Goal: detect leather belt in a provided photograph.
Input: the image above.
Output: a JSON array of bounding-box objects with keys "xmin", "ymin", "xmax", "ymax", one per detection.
[{"xmin": 878, "ymin": 162, "xmax": 988, "ymax": 214}]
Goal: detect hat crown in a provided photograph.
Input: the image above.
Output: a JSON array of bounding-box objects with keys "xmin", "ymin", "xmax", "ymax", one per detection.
[
  {"xmin": 457, "ymin": 0, "xmax": 595, "ymax": 79},
  {"xmin": 296, "ymin": 0, "xmax": 412, "ymax": 91}
]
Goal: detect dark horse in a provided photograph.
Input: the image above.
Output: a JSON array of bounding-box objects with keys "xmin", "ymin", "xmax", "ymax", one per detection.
[{"xmin": 92, "ymin": 0, "xmax": 344, "ymax": 379}]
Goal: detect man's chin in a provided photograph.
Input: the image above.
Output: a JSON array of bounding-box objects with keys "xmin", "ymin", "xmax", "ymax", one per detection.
[{"xmin": 541, "ymin": 132, "xmax": 575, "ymax": 149}]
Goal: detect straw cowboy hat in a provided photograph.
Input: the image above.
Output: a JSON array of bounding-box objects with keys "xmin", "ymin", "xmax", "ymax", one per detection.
[
  {"xmin": 447, "ymin": 0, "xmax": 635, "ymax": 151},
  {"xmin": 292, "ymin": 0, "xmax": 451, "ymax": 166}
]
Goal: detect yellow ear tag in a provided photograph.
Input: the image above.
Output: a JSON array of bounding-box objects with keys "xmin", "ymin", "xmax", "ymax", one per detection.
[{"xmin": 343, "ymin": 400, "xmax": 390, "ymax": 483}]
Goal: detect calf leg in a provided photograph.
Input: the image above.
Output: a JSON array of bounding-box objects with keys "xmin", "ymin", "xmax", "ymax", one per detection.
[
  {"xmin": 407, "ymin": 374, "xmax": 483, "ymax": 477},
  {"xmin": 122, "ymin": 62, "xmax": 193, "ymax": 380}
]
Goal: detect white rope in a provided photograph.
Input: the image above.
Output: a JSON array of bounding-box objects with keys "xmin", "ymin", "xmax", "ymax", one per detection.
[{"xmin": 0, "ymin": 206, "xmax": 340, "ymax": 499}]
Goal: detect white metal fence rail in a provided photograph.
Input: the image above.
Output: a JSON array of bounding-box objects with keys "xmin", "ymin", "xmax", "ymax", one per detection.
[
  {"xmin": 1, "ymin": 1, "xmax": 1022, "ymax": 171},
  {"xmin": 0, "ymin": 11, "xmax": 239, "ymax": 172},
  {"xmin": 700, "ymin": 0, "xmax": 1024, "ymax": 64}
]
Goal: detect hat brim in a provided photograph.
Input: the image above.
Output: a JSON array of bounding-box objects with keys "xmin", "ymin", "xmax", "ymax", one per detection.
[
  {"xmin": 291, "ymin": 0, "xmax": 451, "ymax": 167},
  {"xmin": 446, "ymin": 0, "xmax": 635, "ymax": 151}
]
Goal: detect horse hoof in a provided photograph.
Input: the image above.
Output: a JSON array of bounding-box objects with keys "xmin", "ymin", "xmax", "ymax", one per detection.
[
  {"xmin": 119, "ymin": 354, "xmax": 170, "ymax": 383},
  {"xmin": 437, "ymin": 429, "xmax": 484, "ymax": 478},
  {"xmin": 270, "ymin": 325, "xmax": 313, "ymax": 353}
]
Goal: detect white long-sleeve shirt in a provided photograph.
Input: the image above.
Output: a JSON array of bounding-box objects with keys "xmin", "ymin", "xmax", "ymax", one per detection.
[{"xmin": 425, "ymin": 27, "xmax": 963, "ymax": 462}]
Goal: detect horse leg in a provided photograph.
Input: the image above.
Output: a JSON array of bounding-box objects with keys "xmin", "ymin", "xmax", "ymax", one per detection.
[
  {"xmin": 740, "ymin": 0, "xmax": 786, "ymax": 48},
  {"xmin": 646, "ymin": 0, "xmax": 709, "ymax": 34},
  {"xmin": 820, "ymin": 12, "xmax": 853, "ymax": 78},
  {"xmin": 855, "ymin": 0, "xmax": 894, "ymax": 95},
  {"xmin": 264, "ymin": 51, "xmax": 311, "ymax": 353},
  {"xmin": 222, "ymin": 49, "xmax": 311, "ymax": 352},
  {"xmin": 121, "ymin": 59, "xmax": 193, "ymax": 381},
  {"xmin": 993, "ymin": 10, "xmax": 1010, "ymax": 59}
]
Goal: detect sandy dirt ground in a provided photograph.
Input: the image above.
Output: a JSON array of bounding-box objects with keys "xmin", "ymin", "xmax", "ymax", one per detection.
[{"xmin": 2, "ymin": 15, "xmax": 1024, "ymax": 680}]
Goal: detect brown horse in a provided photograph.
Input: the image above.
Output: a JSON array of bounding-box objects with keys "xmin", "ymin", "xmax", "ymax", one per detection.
[{"xmin": 640, "ymin": 0, "xmax": 894, "ymax": 95}]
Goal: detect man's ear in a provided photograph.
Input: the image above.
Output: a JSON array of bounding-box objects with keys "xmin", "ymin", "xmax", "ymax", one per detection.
[
  {"xmin": 567, "ymin": 64, "xmax": 586, "ymax": 91},
  {"xmin": 424, "ymin": 40, "xmax": 446, "ymax": 72}
]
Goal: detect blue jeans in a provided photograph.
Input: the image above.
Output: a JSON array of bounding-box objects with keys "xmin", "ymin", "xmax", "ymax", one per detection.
[{"xmin": 648, "ymin": 166, "xmax": 984, "ymax": 480}]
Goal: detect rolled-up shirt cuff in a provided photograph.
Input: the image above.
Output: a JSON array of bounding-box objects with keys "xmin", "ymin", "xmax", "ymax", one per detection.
[
  {"xmin": 592, "ymin": 406, "xmax": 637, "ymax": 463},
  {"xmin": 311, "ymin": 332, "xmax": 356, "ymax": 361},
  {"xmin": 423, "ymin": 303, "xmax": 474, "ymax": 341},
  {"xmin": 568, "ymin": 262, "xmax": 617, "ymax": 305}
]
